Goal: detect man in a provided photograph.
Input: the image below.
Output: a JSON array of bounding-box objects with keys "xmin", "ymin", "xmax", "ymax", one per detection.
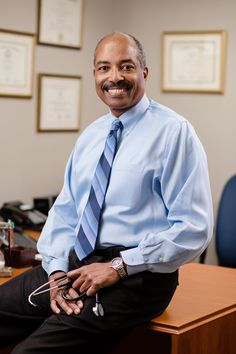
[{"xmin": 0, "ymin": 32, "xmax": 213, "ymax": 353}]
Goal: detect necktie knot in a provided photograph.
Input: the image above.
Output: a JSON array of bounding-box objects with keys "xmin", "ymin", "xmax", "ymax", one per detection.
[{"xmin": 111, "ymin": 119, "xmax": 123, "ymax": 133}]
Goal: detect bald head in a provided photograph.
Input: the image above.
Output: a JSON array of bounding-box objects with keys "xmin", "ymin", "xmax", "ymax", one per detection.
[{"xmin": 94, "ymin": 32, "xmax": 146, "ymax": 68}]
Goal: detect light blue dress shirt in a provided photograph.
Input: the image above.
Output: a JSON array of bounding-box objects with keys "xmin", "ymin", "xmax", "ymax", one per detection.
[{"xmin": 37, "ymin": 94, "xmax": 213, "ymax": 276}]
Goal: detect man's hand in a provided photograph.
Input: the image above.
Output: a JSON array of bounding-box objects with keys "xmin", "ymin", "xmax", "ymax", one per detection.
[
  {"xmin": 49, "ymin": 271, "xmax": 83, "ymax": 315},
  {"xmin": 67, "ymin": 262, "xmax": 120, "ymax": 297}
]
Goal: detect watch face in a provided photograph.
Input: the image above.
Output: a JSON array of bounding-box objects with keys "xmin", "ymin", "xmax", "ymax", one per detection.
[
  {"xmin": 112, "ymin": 257, "xmax": 122, "ymax": 268},
  {"xmin": 111, "ymin": 257, "xmax": 127, "ymax": 278}
]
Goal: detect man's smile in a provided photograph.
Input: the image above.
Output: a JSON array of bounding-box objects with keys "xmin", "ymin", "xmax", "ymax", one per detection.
[
  {"xmin": 102, "ymin": 81, "xmax": 133, "ymax": 98},
  {"xmin": 106, "ymin": 87, "xmax": 130, "ymax": 97}
]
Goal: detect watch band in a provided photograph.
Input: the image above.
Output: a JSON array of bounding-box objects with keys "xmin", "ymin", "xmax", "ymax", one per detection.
[{"xmin": 110, "ymin": 257, "xmax": 127, "ymax": 279}]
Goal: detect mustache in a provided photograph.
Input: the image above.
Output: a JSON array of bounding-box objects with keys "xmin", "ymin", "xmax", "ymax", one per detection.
[{"xmin": 102, "ymin": 80, "xmax": 133, "ymax": 91}]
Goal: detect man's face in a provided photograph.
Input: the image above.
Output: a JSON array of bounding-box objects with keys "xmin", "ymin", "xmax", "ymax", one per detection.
[{"xmin": 94, "ymin": 34, "xmax": 148, "ymax": 117}]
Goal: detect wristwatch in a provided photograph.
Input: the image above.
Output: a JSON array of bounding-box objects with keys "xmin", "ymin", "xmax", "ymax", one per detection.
[{"xmin": 110, "ymin": 257, "xmax": 127, "ymax": 279}]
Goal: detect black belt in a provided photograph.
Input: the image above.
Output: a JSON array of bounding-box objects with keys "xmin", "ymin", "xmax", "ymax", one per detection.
[
  {"xmin": 89, "ymin": 246, "xmax": 129, "ymax": 258},
  {"xmin": 69, "ymin": 246, "xmax": 130, "ymax": 270}
]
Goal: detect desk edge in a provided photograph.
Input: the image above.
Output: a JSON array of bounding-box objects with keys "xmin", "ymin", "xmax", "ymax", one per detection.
[{"xmin": 148, "ymin": 305, "xmax": 236, "ymax": 335}]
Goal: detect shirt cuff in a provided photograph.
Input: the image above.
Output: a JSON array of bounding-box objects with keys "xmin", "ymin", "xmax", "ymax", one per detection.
[
  {"xmin": 120, "ymin": 247, "xmax": 148, "ymax": 275},
  {"xmin": 42, "ymin": 258, "xmax": 69, "ymax": 276}
]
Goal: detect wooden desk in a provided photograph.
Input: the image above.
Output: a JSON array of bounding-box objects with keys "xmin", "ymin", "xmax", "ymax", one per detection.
[
  {"xmin": 24, "ymin": 229, "xmax": 41, "ymax": 241},
  {"xmin": 111, "ymin": 263, "xmax": 236, "ymax": 354}
]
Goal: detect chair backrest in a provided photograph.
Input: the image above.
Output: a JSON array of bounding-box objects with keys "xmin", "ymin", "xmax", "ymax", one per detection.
[{"xmin": 216, "ymin": 175, "xmax": 236, "ymax": 267}]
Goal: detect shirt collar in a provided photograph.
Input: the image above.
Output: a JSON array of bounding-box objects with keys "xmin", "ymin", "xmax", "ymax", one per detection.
[{"xmin": 108, "ymin": 94, "xmax": 150, "ymax": 135}]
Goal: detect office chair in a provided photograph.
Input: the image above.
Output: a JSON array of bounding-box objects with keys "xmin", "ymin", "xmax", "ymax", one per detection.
[{"xmin": 215, "ymin": 175, "xmax": 236, "ymax": 268}]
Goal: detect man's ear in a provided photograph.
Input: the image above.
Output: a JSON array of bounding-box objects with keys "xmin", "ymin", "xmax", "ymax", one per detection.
[
  {"xmin": 93, "ymin": 69, "xmax": 96, "ymax": 77},
  {"xmin": 143, "ymin": 67, "xmax": 148, "ymax": 79}
]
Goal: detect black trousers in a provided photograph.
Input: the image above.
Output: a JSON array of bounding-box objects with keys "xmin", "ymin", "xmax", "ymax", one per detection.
[{"xmin": 0, "ymin": 248, "xmax": 178, "ymax": 354}]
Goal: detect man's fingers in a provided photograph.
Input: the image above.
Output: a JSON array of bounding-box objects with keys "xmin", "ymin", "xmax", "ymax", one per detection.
[
  {"xmin": 67, "ymin": 269, "xmax": 81, "ymax": 278},
  {"xmin": 86, "ymin": 283, "xmax": 100, "ymax": 297},
  {"xmin": 50, "ymin": 299, "xmax": 61, "ymax": 314},
  {"xmin": 69, "ymin": 300, "xmax": 83, "ymax": 315},
  {"xmin": 50, "ymin": 287, "xmax": 84, "ymax": 315}
]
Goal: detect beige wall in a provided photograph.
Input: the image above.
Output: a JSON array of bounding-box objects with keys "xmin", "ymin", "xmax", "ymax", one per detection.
[{"xmin": 1, "ymin": 0, "xmax": 236, "ymax": 264}]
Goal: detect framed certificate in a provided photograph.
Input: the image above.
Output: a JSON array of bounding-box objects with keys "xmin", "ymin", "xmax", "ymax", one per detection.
[
  {"xmin": 162, "ymin": 31, "xmax": 227, "ymax": 93},
  {"xmin": 37, "ymin": 74, "xmax": 82, "ymax": 132},
  {"xmin": 37, "ymin": 0, "xmax": 83, "ymax": 49},
  {"xmin": 0, "ymin": 29, "xmax": 35, "ymax": 98}
]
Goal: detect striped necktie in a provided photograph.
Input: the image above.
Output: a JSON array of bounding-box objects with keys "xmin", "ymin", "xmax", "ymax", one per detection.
[{"xmin": 75, "ymin": 119, "xmax": 123, "ymax": 260}]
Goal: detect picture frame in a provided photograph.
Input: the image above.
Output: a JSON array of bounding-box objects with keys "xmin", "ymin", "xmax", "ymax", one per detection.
[
  {"xmin": 161, "ymin": 31, "xmax": 227, "ymax": 93},
  {"xmin": 0, "ymin": 29, "xmax": 35, "ymax": 98},
  {"xmin": 37, "ymin": 74, "xmax": 82, "ymax": 132},
  {"xmin": 37, "ymin": 0, "xmax": 83, "ymax": 49}
]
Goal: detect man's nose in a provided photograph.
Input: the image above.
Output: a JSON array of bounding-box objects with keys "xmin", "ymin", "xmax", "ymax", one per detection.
[{"xmin": 109, "ymin": 67, "xmax": 124, "ymax": 82}]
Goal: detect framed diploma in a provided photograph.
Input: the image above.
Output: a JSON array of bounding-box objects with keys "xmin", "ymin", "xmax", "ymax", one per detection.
[
  {"xmin": 162, "ymin": 31, "xmax": 226, "ymax": 93},
  {"xmin": 37, "ymin": 74, "xmax": 82, "ymax": 132},
  {"xmin": 0, "ymin": 29, "xmax": 35, "ymax": 98},
  {"xmin": 38, "ymin": 0, "xmax": 83, "ymax": 49}
]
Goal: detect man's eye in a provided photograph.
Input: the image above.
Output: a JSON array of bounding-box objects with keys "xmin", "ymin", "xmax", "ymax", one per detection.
[
  {"xmin": 98, "ymin": 66, "xmax": 109, "ymax": 72},
  {"xmin": 121, "ymin": 65, "xmax": 134, "ymax": 71}
]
